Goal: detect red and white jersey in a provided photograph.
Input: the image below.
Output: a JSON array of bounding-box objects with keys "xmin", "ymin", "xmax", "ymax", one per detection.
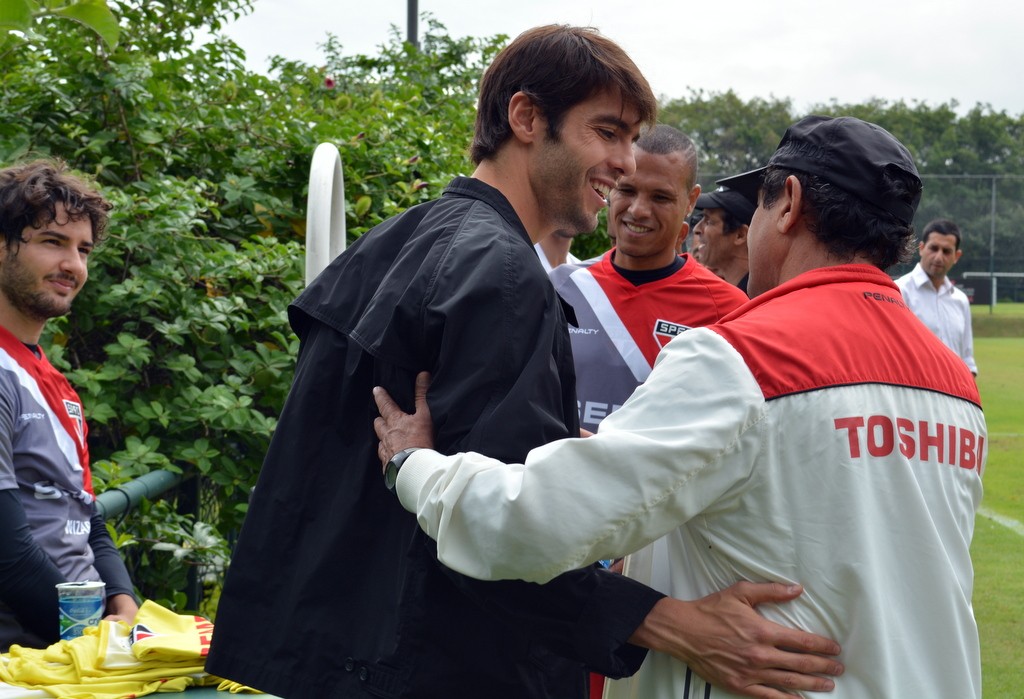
[
  {"xmin": 550, "ymin": 252, "xmax": 746, "ymax": 431},
  {"xmin": 0, "ymin": 324, "xmax": 96, "ymax": 584},
  {"xmin": 397, "ymin": 265, "xmax": 985, "ymax": 699}
]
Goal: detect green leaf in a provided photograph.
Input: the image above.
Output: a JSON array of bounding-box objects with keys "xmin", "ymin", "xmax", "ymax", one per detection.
[
  {"xmin": 136, "ymin": 129, "xmax": 163, "ymax": 145},
  {"xmin": 0, "ymin": 0, "xmax": 32, "ymax": 32},
  {"xmin": 87, "ymin": 402, "xmax": 117, "ymax": 425},
  {"xmin": 53, "ymin": 0, "xmax": 119, "ymax": 49}
]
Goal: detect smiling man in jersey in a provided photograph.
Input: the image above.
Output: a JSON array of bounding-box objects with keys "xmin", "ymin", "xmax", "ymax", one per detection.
[
  {"xmin": 550, "ymin": 124, "xmax": 748, "ymax": 698},
  {"xmin": 550, "ymin": 125, "xmax": 747, "ymax": 435},
  {"xmin": 0, "ymin": 159, "xmax": 138, "ymax": 651},
  {"xmin": 375, "ymin": 116, "xmax": 985, "ymax": 698}
]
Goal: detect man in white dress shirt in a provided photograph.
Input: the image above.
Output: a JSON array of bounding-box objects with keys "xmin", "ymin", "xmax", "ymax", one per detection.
[{"xmin": 895, "ymin": 219, "xmax": 977, "ymax": 375}]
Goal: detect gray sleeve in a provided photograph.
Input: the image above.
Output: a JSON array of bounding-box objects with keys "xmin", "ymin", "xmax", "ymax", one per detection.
[{"xmin": 0, "ymin": 377, "xmax": 19, "ymax": 491}]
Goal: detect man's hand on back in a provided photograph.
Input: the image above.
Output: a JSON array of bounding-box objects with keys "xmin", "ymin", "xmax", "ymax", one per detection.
[{"xmin": 629, "ymin": 582, "xmax": 844, "ymax": 698}]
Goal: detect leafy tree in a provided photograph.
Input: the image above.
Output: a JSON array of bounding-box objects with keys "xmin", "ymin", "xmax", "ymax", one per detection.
[
  {"xmin": 657, "ymin": 91, "xmax": 1024, "ymax": 295},
  {"xmin": 0, "ymin": 0, "xmax": 121, "ymax": 50},
  {"xmin": 659, "ymin": 89, "xmax": 795, "ymax": 182},
  {"xmin": 0, "ymin": 1, "xmax": 494, "ymax": 607}
]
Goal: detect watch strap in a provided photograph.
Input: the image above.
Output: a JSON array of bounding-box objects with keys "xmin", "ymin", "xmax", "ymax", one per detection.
[{"xmin": 384, "ymin": 447, "xmax": 421, "ymax": 490}]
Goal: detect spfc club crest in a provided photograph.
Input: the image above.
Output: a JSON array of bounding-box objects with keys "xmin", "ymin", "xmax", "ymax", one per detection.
[
  {"xmin": 653, "ymin": 319, "xmax": 690, "ymax": 348},
  {"xmin": 63, "ymin": 399, "xmax": 85, "ymax": 447}
]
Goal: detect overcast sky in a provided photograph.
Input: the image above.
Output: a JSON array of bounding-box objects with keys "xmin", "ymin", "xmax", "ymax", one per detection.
[{"xmin": 215, "ymin": 0, "xmax": 1024, "ymax": 117}]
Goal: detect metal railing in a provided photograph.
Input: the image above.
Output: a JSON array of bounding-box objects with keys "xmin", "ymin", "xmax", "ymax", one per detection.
[{"xmin": 96, "ymin": 469, "xmax": 183, "ymax": 519}]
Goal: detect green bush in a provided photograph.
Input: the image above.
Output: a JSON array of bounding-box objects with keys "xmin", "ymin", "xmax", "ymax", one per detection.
[{"xmin": 1, "ymin": 1, "xmax": 494, "ymax": 607}]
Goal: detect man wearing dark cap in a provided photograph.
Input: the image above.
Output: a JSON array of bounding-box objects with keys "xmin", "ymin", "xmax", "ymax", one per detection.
[
  {"xmin": 374, "ymin": 115, "xmax": 985, "ymax": 698},
  {"xmin": 692, "ymin": 186, "xmax": 755, "ymax": 292}
]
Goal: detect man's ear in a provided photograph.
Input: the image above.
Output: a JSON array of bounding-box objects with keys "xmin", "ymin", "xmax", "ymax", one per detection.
[
  {"xmin": 687, "ymin": 184, "xmax": 701, "ymax": 215},
  {"xmin": 732, "ymin": 224, "xmax": 749, "ymax": 246},
  {"xmin": 676, "ymin": 222, "xmax": 689, "ymax": 252},
  {"xmin": 508, "ymin": 91, "xmax": 545, "ymax": 145},
  {"xmin": 776, "ymin": 175, "xmax": 803, "ymax": 234}
]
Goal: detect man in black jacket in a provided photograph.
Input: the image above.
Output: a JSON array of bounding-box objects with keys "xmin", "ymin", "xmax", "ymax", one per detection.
[{"xmin": 207, "ymin": 26, "xmax": 841, "ymax": 699}]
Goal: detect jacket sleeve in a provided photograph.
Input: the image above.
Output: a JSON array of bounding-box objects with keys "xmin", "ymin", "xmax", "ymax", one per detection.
[
  {"xmin": 395, "ymin": 328, "xmax": 763, "ymax": 583},
  {"xmin": 405, "ymin": 227, "xmax": 662, "ymax": 675},
  {"xmin": 430, "ymin": 537, "xmax": 661, "ymax": 677}
]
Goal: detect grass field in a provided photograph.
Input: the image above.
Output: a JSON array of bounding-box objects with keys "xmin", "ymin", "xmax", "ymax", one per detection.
[
  {"xmin": 972, "ymin": 300, "xmax": 1024, "ymax": 338},
  {"xmin": 970, "ymin": 304, "xmax": 1023, "ymax": 698}
]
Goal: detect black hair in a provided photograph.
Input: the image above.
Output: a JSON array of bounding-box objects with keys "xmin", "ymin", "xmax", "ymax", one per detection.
[
  {"xmin": 471, "ymin": 25, "xmax": 657, "ymax": 164},
  {"xmin": 921, "ymin": 219, "xmax": 961, "ymax": 249},
  {"xmin": 0, "ymin": 158, "xmax": 111, "ymax": 247},
  {"xmin": 635, "ymin": 124, "xmax": 699, "ymax": 190},
  {"xmin": 760, "ymin": 165, "xmax": 921, "ymax": 269},
  {"xmin": 720, "ymin": 209, "xmax": 746, "ymax": 235}
]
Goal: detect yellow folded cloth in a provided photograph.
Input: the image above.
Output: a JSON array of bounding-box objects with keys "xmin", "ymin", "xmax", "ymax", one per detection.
[{"xmin": 0, "ymin": 601, "xmax": 259, "ymax": 698}]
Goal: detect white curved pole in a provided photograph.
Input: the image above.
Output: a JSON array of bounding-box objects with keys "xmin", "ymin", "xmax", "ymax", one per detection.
[{"xmin": 305, "ymin": 142, "xmax": 347, "ymax": 286}]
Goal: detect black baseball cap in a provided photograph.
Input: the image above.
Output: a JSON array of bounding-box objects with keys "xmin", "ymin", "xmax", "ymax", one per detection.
[
  {"xmin": 717, "ymin": 115, "xmax": 922, "ymax": 225},
  {"xmin": 695, "ymin": 187, "xmax": 755, "ymax": 226}
]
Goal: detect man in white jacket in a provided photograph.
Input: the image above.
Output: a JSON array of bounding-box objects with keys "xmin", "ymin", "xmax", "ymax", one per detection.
[{"xmin": 374, "ymin": 116, "xmax": 984, "ymax": 699}]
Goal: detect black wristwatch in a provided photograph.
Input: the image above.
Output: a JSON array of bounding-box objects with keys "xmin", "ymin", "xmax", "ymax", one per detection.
[{"xmin": 384, "ymin": 448, "xmax": 420, "ymax": 490}]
